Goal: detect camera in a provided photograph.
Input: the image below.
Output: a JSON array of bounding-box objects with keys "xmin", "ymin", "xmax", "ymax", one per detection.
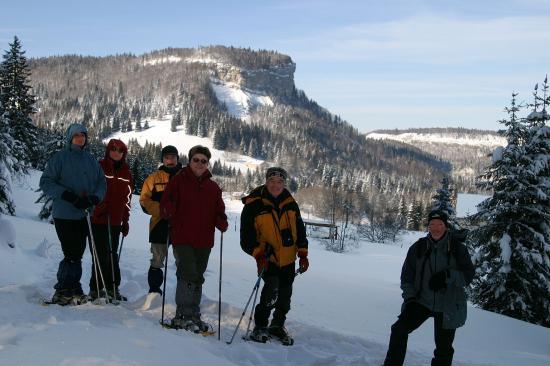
[{"xmin": 280, "ymin": 228, "xmax": 294, "ymax": 247}]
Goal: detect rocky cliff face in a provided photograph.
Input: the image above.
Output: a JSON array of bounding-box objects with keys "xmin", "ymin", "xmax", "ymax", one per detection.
[{"xmin": 208, "ymin": 57, "xmax": 296, "ymax": 101}]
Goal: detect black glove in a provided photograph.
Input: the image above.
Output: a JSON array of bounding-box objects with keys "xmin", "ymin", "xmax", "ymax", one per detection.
[
  {"xmin": 428, "ymin": 270, "xmax": 449, "ymax": 291},
  {"xmin": 151, "ymin": 190, "xmax": 163, "ymax": 202},
  {"xmin": 61, "ymin": 190, "xmax": 79, "ymax": 204},
  {"xmin": 88, "ymin": 195, "xmax": 100, "ymax": 205},
  {"xmin": 404, "ymin": 297, "xmax": 416, "ymax": 305}
]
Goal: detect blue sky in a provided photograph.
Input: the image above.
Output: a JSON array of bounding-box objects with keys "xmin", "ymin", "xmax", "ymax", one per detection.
[{"xmin": 1, "ymin": 0, "xmax": 549, "ymax": 133}]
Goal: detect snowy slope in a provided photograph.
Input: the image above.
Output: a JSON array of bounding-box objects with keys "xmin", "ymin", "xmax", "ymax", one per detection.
[
  {"xmin": 211, "ymin": 79, "xmax": 273, "ymax": 122},
  {"xmin": 106, "ymin": 117, "xmax": 264, "ymax": 172},
  {"xmin": 1, "ymin": 171, "xmax": 549, "ymax": 365}
]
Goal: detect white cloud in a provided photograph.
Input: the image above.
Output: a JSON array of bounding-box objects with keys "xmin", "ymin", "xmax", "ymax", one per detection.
[{"xmin": 283, "ymin": 15, "xmax": 550, "ymax": 65}]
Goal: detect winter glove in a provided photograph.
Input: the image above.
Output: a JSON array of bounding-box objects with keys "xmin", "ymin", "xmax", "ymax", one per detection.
[
  {"xmin": 88, "ymin": 195, "xmax": 100, "ymax": 206},
  {"xmin": 121, "ymin": 222, "xmax": 129, "ymax": 237},
  {"xmin": 404, "ymin": 297, "xmax": 416, "ymax": 305},
  {"xmin": 298, "ymin": 253, "xmax": 309, "ymax": 273},
  {"xmin": 428, "ymin": 270, "xmax": 449, "ymax": 291},
  {"xmin": 253, "ymin": 248, "xmax": 269, "ymax": 274},
  {"xmin": 216, "ymin": 213, "xmax": 228, "ymax": 232},
  {"xmin": 62, "ymin": 191, "xmax": 92, "ymax": 210},
  {"xmin": 151, "ymin": 190, "xmax": 163, "ymax": 202}
]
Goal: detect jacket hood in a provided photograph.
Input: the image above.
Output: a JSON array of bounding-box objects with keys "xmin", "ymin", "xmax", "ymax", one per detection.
[
  {"xmin": 105, "ymin": 139, "xmax": 128, "ymax": 162},
  {"xmin": 65, "ymin": 123, "xmax": 88, "ymax": 148}
]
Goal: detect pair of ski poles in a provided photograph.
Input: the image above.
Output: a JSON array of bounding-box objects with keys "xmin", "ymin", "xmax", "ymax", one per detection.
[
  {"xmin": 159, "ymin": 229, "xmax": 225, "ymax": 342},
  {"xmin": 85, "ymin": 209, "xmax": 121, "ymax": 304}
]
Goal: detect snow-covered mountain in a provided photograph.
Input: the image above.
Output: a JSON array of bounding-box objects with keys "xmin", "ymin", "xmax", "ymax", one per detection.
[
  {"xmin": 1, "ymin": 171, "xmax": 549, "ymax": 365},
  {"xmin": 366, "ymin": 128, "xmax": 507, "ymax": 192}
]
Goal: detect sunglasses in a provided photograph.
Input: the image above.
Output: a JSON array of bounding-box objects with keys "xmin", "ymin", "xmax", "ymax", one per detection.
[
  {"xmin": 192, "ymin": 157, "xmax": 208, "ymax": 164},
  {"xmin": 110, "ymin": 146, "xmax": 124, "ymax": 153}
]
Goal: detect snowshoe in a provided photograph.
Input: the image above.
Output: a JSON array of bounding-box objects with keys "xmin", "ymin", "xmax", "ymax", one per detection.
[
  {"xmin": 268, "ymin": 325, "xmax": 294, "ymax": 346},
  {"xmin": 162, "ymin": 317, "xmax": 215, "ymax": 336},
  {"xmin": 248, "ymin": 326, "xmax": 269, "ymax": 343},
  {"xmin": 108, "ymin": 289, "xmax": 127, "ymax": 302}
]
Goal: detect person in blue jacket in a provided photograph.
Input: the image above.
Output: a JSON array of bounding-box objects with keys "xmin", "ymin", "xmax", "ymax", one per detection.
[{"xmin": 40, "ymin": 123, "xmax": 106, "ymax": 305}]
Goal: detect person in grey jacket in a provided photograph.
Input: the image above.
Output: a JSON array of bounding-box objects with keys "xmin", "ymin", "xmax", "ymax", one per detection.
[
  {"xmin": 39, "ymin": 123, "xmax": 106, "ymax": 305},
  {"xmin": 383, "ymin": 210, "xmax": 474, "ymax": 366}
]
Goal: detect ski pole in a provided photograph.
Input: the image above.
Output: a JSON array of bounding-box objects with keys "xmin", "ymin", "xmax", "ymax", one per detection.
[
  {"xmin": 244, "ymin": 279, "xmax": 260, "ymax": 339},
  {"xmin": 86, "ymin": 209, "xmax": 110, "ymax": 302},
  {"xmin": 226, "ymin": 268, "xmax": 265, "ymax": 345},
  {"xmin": 218, "ymin": 231, "xmax": 224, "ymax": 341},
  {"xmin": 107, "ymin": 215, "xmax": 118, "ymax": 302},
  {"xmin": 160, "ymin": 227, "xmax": 170, "ymax": 325},
  {"xmin": 118, "ymin": 236, "xmax": 124, "ymax": 261}
]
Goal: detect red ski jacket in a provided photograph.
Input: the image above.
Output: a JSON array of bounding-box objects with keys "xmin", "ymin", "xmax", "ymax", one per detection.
[
  {"xmin": 92, "ymin": 139, "xmax": 133, "ymax": 227},
  {"xmin": 160, "ymin": 165, "xmax": 227, "ymax": 248}
]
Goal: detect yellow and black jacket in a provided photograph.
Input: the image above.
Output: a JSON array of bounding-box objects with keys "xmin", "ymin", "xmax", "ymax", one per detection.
[
  {"xmin": 139, "ymin": 164, "xmax": 181, "ymax": 243},
  {"xmin": 240, "ymin": 186, "xmax": 308, "ymax": 267}
]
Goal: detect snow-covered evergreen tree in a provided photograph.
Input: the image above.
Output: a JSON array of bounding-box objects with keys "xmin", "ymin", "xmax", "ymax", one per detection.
[
  {"xmin": 471, "ymin": 89, "xmax": 550, "ymax": 327},
  {"xmin": 0, "ymin": 36, "xmax": 38, "ymax": 171},
  {"xmin": 0, "ymin": 99, "xmax": 15, "ymax": 215},
  {"xmin": 431, "ymin": 176, "xmax": 456, "ymax": 225}
]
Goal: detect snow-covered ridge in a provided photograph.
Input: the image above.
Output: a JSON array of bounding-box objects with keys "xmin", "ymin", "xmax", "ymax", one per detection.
[
  {"xmin": 367, "ymin": 132, "xmax": 506, "ymax": 147},
  {"xmin": 211, "ymin": 78, "xmax": 273, "ymax": 122},
  {"xmin": 143, "ymin": 55, "xmax": 183, "ymax": 66}
]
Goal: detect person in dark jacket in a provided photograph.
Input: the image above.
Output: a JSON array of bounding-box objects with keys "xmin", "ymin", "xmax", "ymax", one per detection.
[
  {"xmin": 240, "ymin": 167, "xmax": 309, "ymax": 345},
  {"xmin": 39, "ymin": 123, "xmax": 106, "ymax": 305},
  {"xmin": 160, "ymin": 145, "xmax": 228, "ymax": 332},
  {"xmin": 139, "ymin": 145, "xmax": 182, "ymax": 295},
  {"xmin": 89, "ymin": 139, "xmax": 133, "ymax": 301},
  {"xmin": 383, "ymin": 210, "xmax": 475, "ymax": 366}
]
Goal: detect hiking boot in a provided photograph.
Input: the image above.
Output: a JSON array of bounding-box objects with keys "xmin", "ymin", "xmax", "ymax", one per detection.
[
  {"xmin": 108, "ymin": 288, "xmax": 128, "ymax": 301},
  {"xmin": 170, "ymin": 315, "xmax": 199, "ymax": 333},
  {"xmin": 268, "ymin": 325, "xmax": 294, "ymax": 345},
  {"xmin": 191, "ymin": 315, "xmax": 210, "ymax": 333},
  {"xmin": 89, "ymin": 289, "xmax": 107, "ymax": 300},
  {"xmin": 249, "ymin": 326, "xmax": 269, "ymax": 343},
  {"xmin": 51, "ymin": 290, "xmax": 73, "ymax": 306}
]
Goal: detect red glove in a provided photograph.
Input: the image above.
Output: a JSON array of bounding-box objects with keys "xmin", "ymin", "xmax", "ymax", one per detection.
[
  {"xmin": 298, "ymin": 253, "xmax": 309, "ymax": 273},
  {"xmin": 253, "ymin": 248, "xmax": 268, "ymax": 274},
  {"xmin": 121, "ymin": 222, "xmax": 129, "ymax": 237}
]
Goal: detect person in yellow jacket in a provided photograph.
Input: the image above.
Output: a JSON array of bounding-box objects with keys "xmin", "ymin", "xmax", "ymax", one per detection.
[
  {"xmin": 140, "ymin": 145, "xmax": 182, "ymax": 294},
  {"xmin": 240, "ymin": 167, "xmax": 309, "ymax": 345}
]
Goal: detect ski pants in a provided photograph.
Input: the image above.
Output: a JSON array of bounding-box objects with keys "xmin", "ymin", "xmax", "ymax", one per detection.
[
  {"xmin": 53, "ymin": 218, "xmax": 89, "ymax": 295},
  {"xmin": 254, "ymin": 263, "xmax": 295, "ymax": 328},
  {"xmin": 172, "ymin": 245, "xmax": 211, "ymax": 318},
  {"xmin": 383, "ymin": 301, "xmax": 456, "ymax": 366},
  {"xmin": 89, "ymin": 223, "xmax": 121, "ymax": 292}
]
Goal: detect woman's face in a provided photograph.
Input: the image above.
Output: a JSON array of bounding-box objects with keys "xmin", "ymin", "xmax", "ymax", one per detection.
[
  {"xmin": 189, "ymin": 153, "xmax": 209, "ymax": 177},
  {"xmin": 109, "ymin": 145, "xmax": 124, "ymax": 161}
]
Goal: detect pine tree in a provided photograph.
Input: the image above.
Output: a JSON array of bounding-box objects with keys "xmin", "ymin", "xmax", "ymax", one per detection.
[
  {"xmin": 431, "ymin": 176, "xmax": 456, "ymax": 225},
  {"xmin": 470, "ymin": 89, "xmax": 550, "ymax": 326},
  {"xmin": 0, "ymin": 100, "xmax": 15, "ymax": 215},
  {"xmin": 0, "ymin": 36, "xmax": 38, "ymax": 172}
]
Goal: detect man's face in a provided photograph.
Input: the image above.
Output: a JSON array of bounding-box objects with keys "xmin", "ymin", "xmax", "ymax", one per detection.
[
  {"xmin": 428, "ymin": 219, "xmax": 447, "ymax": 241},
  {"xmin": 189, "ymin": 153, "xmax": 209, "ymax": 177},
  {"xmin": 266, "ymin": 176, "xmax": 285, "ymax": 198},
  {"xmin": 72, "ymin": 132, "xmax": 86, "ymax": 147},
  {"xmin": 163, "ymin": 154, "xmax": 178, "ymax": 168}
]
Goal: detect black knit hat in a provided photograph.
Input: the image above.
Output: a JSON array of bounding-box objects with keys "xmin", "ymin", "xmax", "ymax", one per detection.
[
  {"xmin": 161, "ymin": 145, "xmax": 178, "ymax": 161},
  {"xmin": 266, "ymin": 167, "xmax": 288, "ymax": 181},
  {"xmin": 428, "ymin": 210, "xmax": 448, "ymax": 226},
  {"xmin": 188, "ymin": 145, "xmax": 211, "ymax": 161}
]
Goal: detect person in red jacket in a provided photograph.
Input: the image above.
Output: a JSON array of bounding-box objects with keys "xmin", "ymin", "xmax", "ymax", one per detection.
[
  {"xmin": 160, "ymin": 145, "xmax": 228, "ymax": 332},
  {"xmin": 89, "ymin": 139, "xmax": 133, "ymax": 301}
]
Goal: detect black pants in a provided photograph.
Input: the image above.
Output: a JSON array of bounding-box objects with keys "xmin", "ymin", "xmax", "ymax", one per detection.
[
  {"xmin": 384, "ymin": 302, "xmax": 456, "ymax": 366},
  {"xmin": 254, "ymin": 263, "xmax": 295, "ymax": 328},
  {"xmin": 53, "ymin": 218, "xmax": 89, "ymax": 294},
  {"xmin": 89, "ymin": 224, "xmax": 121, "ymax": 292}
]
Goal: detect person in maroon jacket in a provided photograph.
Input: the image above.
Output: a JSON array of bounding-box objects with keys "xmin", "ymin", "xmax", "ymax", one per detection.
[
  {"xmin": 89, "ymin": 139, "xmax": 133, "ymax": 301},
  {"xmin": 160, "ymin": 145, "xmax": 228, "ymax": 332}
]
